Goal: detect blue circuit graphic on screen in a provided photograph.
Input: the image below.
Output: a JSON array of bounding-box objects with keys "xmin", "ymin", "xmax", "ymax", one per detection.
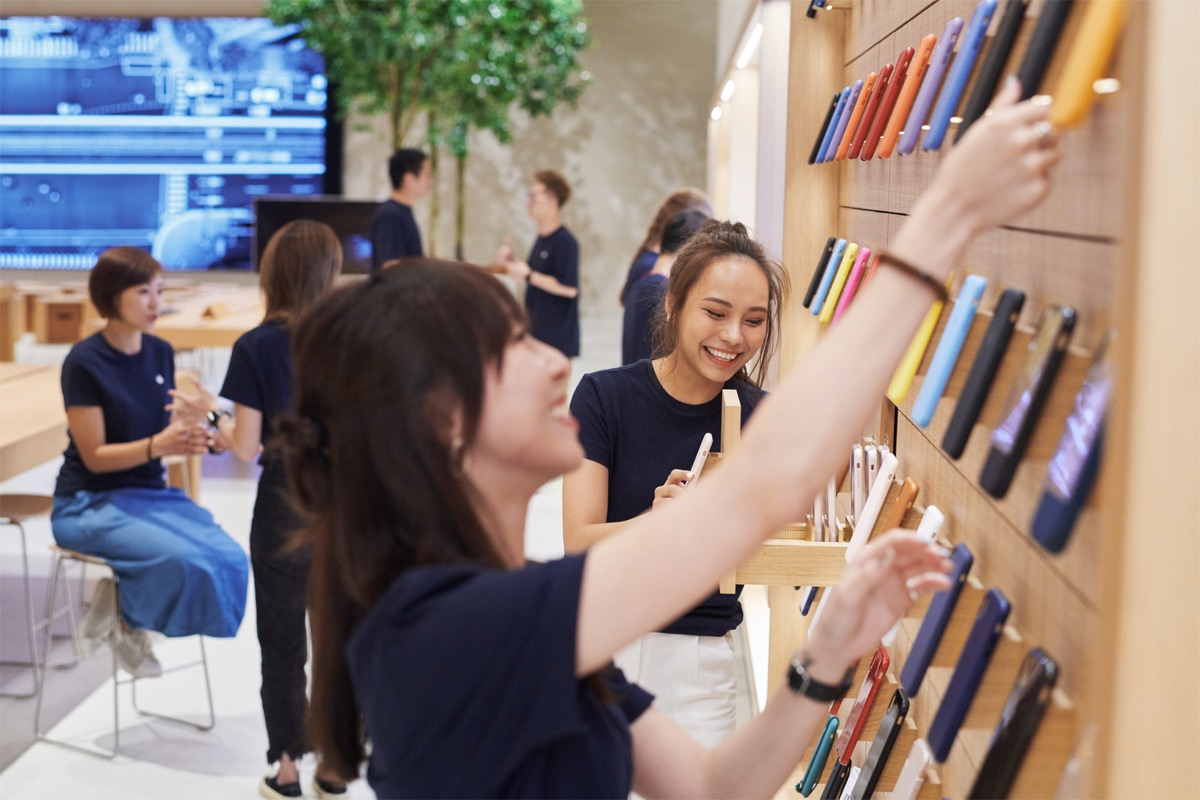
[{"xmin": 0, "ymin": 17, "xmax": 328, "ymax": 270}]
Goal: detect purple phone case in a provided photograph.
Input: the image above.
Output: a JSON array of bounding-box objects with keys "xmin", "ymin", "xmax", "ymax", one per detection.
[{"xmin": 897, "ymin": 17, "xmax": 965, "ymax": 154}]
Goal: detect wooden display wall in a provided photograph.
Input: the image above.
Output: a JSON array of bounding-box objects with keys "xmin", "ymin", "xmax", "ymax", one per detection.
[{"xmin": 768, "ymin": 0, "xmax": 1139, "ymax": 796}]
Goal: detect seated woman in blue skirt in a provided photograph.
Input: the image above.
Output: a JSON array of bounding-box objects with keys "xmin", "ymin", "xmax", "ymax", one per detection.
[{"xmin": 51, "ymin": 247, "xmax": 248, "ymax": 678}]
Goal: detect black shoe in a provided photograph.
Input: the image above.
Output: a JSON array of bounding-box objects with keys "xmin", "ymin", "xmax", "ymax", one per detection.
[
  {"xmin": 314, "ymin": 776, "xmax": 348, "ymax": 797},
  {"xmin": 260, "ymin": 774, "xmax": 302, "ymax": 799}
]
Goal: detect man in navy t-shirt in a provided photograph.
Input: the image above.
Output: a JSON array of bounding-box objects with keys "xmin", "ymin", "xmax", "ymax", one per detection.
[
  {"xmin": 370, "ymin": 148, "xmax": 432, "ymax": 270},
  {"xmin": 498, "ymin": 169, "xmax": 580, "ymax": 358}
]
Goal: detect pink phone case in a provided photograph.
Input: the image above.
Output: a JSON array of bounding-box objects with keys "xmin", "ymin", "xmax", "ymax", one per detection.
[{"xmin": 832, "ymin": 247, "xmax": 873, "ymax": 323}]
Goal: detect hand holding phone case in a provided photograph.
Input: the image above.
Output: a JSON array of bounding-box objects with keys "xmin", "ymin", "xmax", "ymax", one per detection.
[
  {"xmin": 686, "ymin": 432, "xmax": 713, "ymax": 488},
  {"xmin": 805, "ymin": 237, "xmax": 838, "ymax": 308},
  {"xmin": 900, "ymin": 543, "xmax": 974, "ymax": 697},
  {"xmin": 881, "ymin": 501, "xmax": 938, "ymax": 646},
  {"xmin": 911, "ymin": 274, "xmax": 988, "ymax": 427},
  {"xmin": 957, "ymin": 0, "xmax": 1029, "ymax": 140},
  {"xmin": 851, "ymin": 689, "xmax": 911, "ymax": 800},
  {"xmin": 1049, "ymin": 0, "xmax": 1128, "ymax": 127},
  {"xmin": 880, "ymin": 34, "xmax": 938, "ymax": 158},
  {"xmin": 832, "ymin": 247, "xmax": 873, "ymax": 323},
  {"xmin": 898, "ymin": 17, "xmax": 964, "ymax": 155},
  {"xmin": 810, "ymin": 93, "xmax": 842, "ymax": 165},
  {"xmin": 923, "ymin": 0, "xmax": 998, "ymax": 151},
  {"xmin": 798, "ymin": 715, "xmax": 840, "ymax": 796},
  {"xmin": 848, "ymin": 64, "xmax": 893, "ymax": 159},
  {"xmin": 1015, "ymin": 0, "xmax": 1075, "ymax": 99},
  {"xmin": 886, "ymin": 284, "xmax": 950, "ymax": 405},
  {"xmin": 942, "ymin": 288, "xmax": 1026, "ymax": 458},
  {"xmin": 836, "ymin": 72, "xmax": 878, "ymax": 160},
  {"xmin": 818, "ymin": 242, "xmax": 860, "ymax": 324},
  {"xmin": 861, "ymin": 48, "xmax": 913, "ymax": 160},
  {"xmin": 826, "ymin": 80, "xmax": 864, "ymax": 163},
  {"xmin": 927, "ymin": 588, "xmax": 1012, "ymax": 762},
  {"xmin": 817, "ymin": 88, "xmax": 853, "ymax": 163},
  {"xmin": 980, "ymin": 305, "xmax": 1077, "ymax": 499},
  {"xmin": 812, "ymin": 239, "xmax": 849, "ymax": 315}
]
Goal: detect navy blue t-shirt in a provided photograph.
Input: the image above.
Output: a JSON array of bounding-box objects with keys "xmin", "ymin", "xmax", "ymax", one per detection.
[
  {"xmin": 54, "ymin": 332, "xmax": 174, "ymax": 496},
  {"xmin": 347, "ymin": 554, "xmax": 653, "ymax": 798},
  {"xmin": 570, "ymin": 360, "xmax": 765, "ymax": 636},
  {"xmin": 370, "ymin": 199, "xmax": 423, "ymax": 270},
  {"xmin": 219, "ymin": 318, "xmax": 292, "ymax": 463},
  {"xmin": 621, "ymin": 272, "xmax": 667, "ymax": 366},
  {"xmin": 619, "ymin": 248, "xmax": 657, "ymax": 306},
  {"xmin": 525, "ymin": 226, "xmax": 580, "ymax": 357}
]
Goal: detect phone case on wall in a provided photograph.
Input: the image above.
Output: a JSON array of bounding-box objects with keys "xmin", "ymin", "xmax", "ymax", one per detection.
[
  {"xmin": 942, "ymin": 288, "xmax": 1026, "ymax": 458},
  {"xmin": 798, "ymin": 715, "xmax": 841, "ymax": 796},
  {"xmin": 836, "ymin": 72, "xmax": 878, "ymax": 160},
  {"xmin": 927, "ymin": 588, "xmax": 1012, "ymax": 762},
  {"xmin": 801, "ymin": 585, "xmax": 820, "ymax": 616},
  {"xmin": 910, "ymin": 274, "xmax": 988, "ymax": 427},
  {"xmin": 891, "ymin": 739, "xmax": 933, "ymax": 800},
  {"xmin": 821, "ymin": 760, "xmax": 853, "ymax": 800},
  {"xmin": 847, "ymin": 452, "xmax": 898, "ymax": 559},
  {"xmin": 810, "ymin": 93, "xmax": 843, "ymax": 165},
  {"xmin": 897, "ymin": 17, "xmax": 964, "ymax": 155},
  {"xmin": 879, "ymin": 34, "xmax": 938, "ymax": 158},
  {"xmin": 835, "ymin": 646, "xmax": 891, "ymax": 761},
  {"xmin": 812, "ymin": 239, "xmax": 849, "ymax": 315},
  {"xmin": 957, "ymin": 0, "xmax": 1030, "ymax": 140},
  {"xmin": 848, "ymin": 64, "xmax": 893, "ymax": 159},
  {"xmin": 968, "ymin": 648, "xmax": 1060, "ymax": 798},
  {"xmin": 851, "ymin": 443, "xmax": 866, "ymax": 519},
  {"xmin": 1031, "ymin": 329, "xmax": 1114, "ymax": 553},
  {"xmin": 886, "ymin": 287, "xmax": 949, "ymax": 405},
  {"xmin": 805, "ymin": 237, "xmax": 839, "ymax": 308},
  {"xmin": 818, "ymin": 242, "xmax": 860, "ymax": 324},
  {"xmin": 900, "ymin": 542, "xmax": 974, "ymax": 697},
  {"xmin": 923, "ymin": 0, "xmax": 998, "ymax": 151},
  {"xmin": 980, "ymin": 305, "xmax": 1077, "ymax": 499},
  {"xmin": 1015, "ymin": 0, "xmax": 1075, "ymax": 99},
  {"xmin": 879, "ymin": 477, "xmax": 920, "ymax": 532},
  {"xmin": 850, "ymin": 689, "xmax": 911, "ymax": 800},
  {"xmin": 861, "ymin": 48, "xmax": 913, "ymax": 160},
  {"xmin": 1049, "ymin": 0, "xmax": 1128, "ymax": 127},
  {"xmin": 826, "ymin": 80, "xmax": 864, "ymax": 163},
  {"xmin": 832, "ymin": 247, "xmax": 873, "ymax": 323},
  {"xmin": 817, "ymin": 87, "xmax": 853, "ymax": 163}
]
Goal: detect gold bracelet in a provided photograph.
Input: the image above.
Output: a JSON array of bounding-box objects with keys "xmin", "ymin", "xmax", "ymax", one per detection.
[{"xmin": 875, "ymin": 250, "xmax": 949, "ymax": 303}]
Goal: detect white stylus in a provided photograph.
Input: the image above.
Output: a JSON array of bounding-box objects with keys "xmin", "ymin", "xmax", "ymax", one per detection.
[
  {"xmin": 882, "ymin": 504, "xmax": 945, "ymax": 647},
  {"xmin": 846, "ymin": 452, "xmax": 900, "ymax": 561},
  {"xmin": 685, "ymin": 432, "xmax": 713, "ymax": 489}
]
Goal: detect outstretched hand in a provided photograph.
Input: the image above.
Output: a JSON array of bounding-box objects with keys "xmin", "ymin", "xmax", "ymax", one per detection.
[{"xmin": 808, "ymin": 532, "xmax": 952, "ymax": 670}]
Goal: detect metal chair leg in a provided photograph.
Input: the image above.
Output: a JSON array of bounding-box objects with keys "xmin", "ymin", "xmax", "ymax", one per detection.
[{"xmin": 0, "ymin": 519, "xmax": 40, "ymax": 698}]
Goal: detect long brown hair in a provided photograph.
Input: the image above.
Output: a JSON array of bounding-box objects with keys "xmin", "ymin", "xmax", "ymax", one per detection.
[
  {"xmin": 276, "ymin": 261, "xmax": 524, "ymax": 780},
  {"xmin": 259, "ymin": 220, "xmax": 342, "ymax": 325},
  {"xmin": 635, "ymin": 188, "xmax": 712, "ymax": 258},
  {"xmin": 651, "ymin": 219, "xmax": 790, "ymax": 388}
]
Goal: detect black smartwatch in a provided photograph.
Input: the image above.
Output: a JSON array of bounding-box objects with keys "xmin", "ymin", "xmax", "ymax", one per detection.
[
  {"xmin": 206, "ymin": 409, "xmax": 231, "ymax": 429},
  {"xmin": 787, "ymin": 654, "xmax": 856, "ymax": 703}
]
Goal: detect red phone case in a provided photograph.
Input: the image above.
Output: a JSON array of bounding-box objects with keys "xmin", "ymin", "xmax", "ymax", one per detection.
[
  {"xmin": 861, "ymin": 48, "xmax": 914, "ymax": 160},
  {"xmin": 848, "ymin": 63, "xmax": 894, "ymax": 159},
  {"xmin": 835, "ymin": 646, "xmax": 891, "ymax": 762}
]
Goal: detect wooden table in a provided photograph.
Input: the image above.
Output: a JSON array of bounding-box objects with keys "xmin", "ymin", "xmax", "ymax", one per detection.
[
  {"xmin": 0, "ymin": 363, "xmax": 66, "ymax": 482},
  {"xmin": 71, "ymin": 283, "xmax": 265, "ymax": 351}
]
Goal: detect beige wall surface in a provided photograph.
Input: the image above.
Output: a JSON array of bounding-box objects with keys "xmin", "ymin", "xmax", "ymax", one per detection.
[{"xmin": 4, "ymin": 0, "xmax": 719, "ymax": 337}]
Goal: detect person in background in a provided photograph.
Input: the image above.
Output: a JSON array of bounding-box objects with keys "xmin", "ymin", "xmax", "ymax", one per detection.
[
  {"xmin": 52, "ymin": 247, "xmax": 248, "ymax": 679},
  {"xmin": 568, "ymin": 217, "xmax": 786, "ymax": 745},
  {"xmin": 498, "ymin": 169, "xmax": 580, "ymax": 358},
  {"xmin": 619, "ymin": 187, "xmax": 711, "ymax": 307},
  {"xmin": 621, "ymin": 208, "xmax": 709, "ymax": 366},
  {"xmin": 206, "ymin": 221, "xmax": 346, "ymax": 800},
  {"xmin": 369, "ymin": 148, "xmax": 432, "ymax": 270}
]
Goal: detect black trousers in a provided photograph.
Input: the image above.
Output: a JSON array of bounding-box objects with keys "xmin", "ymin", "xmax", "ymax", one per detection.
[{"xmin": 250, "ymin": 460, "xmax": 312, "ymax": 765}]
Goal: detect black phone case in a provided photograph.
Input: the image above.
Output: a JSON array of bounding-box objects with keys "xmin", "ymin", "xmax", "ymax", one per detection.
[
  {"xmin": 809, "ymin": 94, "xmax": 841, "ymax": 164},
  {"xmin": 1031, "ymin": 425, "xmax": 1103, "ymax": 554},
  {"xmin": 851, "ymin": 689, "xmax": 910, "ymax": 800},
  {"xmin": 968, "ymin": 648, "xmax": 1059, "ymax": 798},
  {"xmin": 1015, "ymin": 0, "xmax": 1075, "ymax": 99},
  {"xmin": 805, "ymin": 237, "xmax": 838, "ymax": 308},
  {"xmin": 957, "ymin": 0, "xmax": 1029, "ymax": 140},
  {"xmin": 900, "ymin": 543, "xmax": 974, "ymax": 698},
  {"xmin": 942, "ymin": 289, "xmax": 1027, "ymax": 459},
  {"xmin": 979, "ymin": 306, "xmax": 1077, "ymax": 499},
  {"xmin": 821, "ymin": 759, "xmax": 853, "ymax": 800},
  {"xmin": 927, "ymin": 588, "xmax": 1012, "ymax": 762}
]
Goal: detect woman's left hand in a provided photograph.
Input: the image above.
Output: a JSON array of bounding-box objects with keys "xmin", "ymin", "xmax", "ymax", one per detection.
[{"xmin": 168, "ymin": 384, "xmax": 217, "ymax": 427}]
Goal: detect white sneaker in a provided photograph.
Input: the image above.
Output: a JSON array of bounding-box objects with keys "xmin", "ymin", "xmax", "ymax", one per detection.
[
  {"xmin": 78, "ymin": 577, "xmax": 116, "ymax": 648},
  {"xmin": 111, "ymin": 628, "xmax": 163, "ymax": 678}
]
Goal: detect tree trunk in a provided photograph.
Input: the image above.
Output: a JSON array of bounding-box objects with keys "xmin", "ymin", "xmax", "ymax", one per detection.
[
  {"xmin": 428, "ymin": 142, "xmax": 441, "ymax": 258},
  {"xmin": 455, "ymin": 151, "xmax": 468, "ymax": 261}
]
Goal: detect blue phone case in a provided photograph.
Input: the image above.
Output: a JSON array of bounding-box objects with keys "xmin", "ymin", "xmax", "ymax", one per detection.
[
  {"xmin": 824, "ymin": 80, "xmax": 863, "ymax": 163},
  {"xmin": 1031, "ymin": 428, "xmax": 1103, "ymax": 554},
  {"xmin": 899, "ymin": 543, "xmax": 974, "ymax": 697},
  {"xmin": 798, "ymin": 715, "xmax": 840, "ymax": 796},
  {"xmin": 898, "ymin": 17, "xmax": 964, "ymax": 155},
  {"xmin": 911, "ymin": 274, "xmax": 988, "ymax": 427},
  {"xmin": 816, "ymin": 87, "xmax": 852, "ymax": 164},
  {"xmin": 923, "ymin": 0, "xmax": 998, "ymax": 150},
  {"xmin": 811, "ymin": 239, "xmax": 848, "ymax": 315},
  {"xmin": 801, "ymin": 586, "xmax": 820, "ymax": 615},
  {"xmin": 927, "ymin": 588, "xmax": 1012, "ymax": 762}
]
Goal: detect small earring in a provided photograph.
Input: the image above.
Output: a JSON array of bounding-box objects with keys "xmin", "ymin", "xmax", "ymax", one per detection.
[{"xmin": 450, "ymin": 435, "xmax": 465, "ymax": 472}]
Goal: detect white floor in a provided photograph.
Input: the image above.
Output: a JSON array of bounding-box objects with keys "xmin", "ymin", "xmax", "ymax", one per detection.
[{"xmin": 0, "ymin": 314, "xmax": 772, "ymax": 798}]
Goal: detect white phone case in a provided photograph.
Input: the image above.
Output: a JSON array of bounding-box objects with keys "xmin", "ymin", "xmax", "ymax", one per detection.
[
  {"xmin": 686, "ymin": 432, "xmax": 713, "ymax": 488},
  {"xmin": 891, "ymin": 739, "xmax": 933, "ymax": 800},
  {"xmin": 827, "ymin": 477, "xmax": 839, "ymax": 541},
  {"xmin": 846, "ymin": 453, "xmax": 899, "ymax": 560},
  {"xmin": 883, "ymin": 504, "xmax": 947, "ymax": 646},
  {"xmin": 851, "ymin": 444, "xmax": 866, "ymax": 519}
]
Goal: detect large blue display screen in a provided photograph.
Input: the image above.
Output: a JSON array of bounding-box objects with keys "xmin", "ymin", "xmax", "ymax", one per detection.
[{"xmin": 0, "ymin": 17, "xmax": 329, "ymax": 270}]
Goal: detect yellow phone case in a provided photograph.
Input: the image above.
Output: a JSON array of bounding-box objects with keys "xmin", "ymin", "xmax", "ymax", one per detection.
[
  {"xmin": 1049, "ymin": 0, "xmax": 1128, "ymax": 128},
  {"xmin": 886, "ymin": 274, "xmax": 953, "ymax": 404},
  {"xmin": 818, "ymin": 242, "xmax": 860, "ymax": 324}
]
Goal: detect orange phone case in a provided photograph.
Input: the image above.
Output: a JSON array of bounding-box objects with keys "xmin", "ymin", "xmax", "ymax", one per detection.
[
  {"xmin": 1049, "ymin": 0, "xmax": 1127, "ymax": 128},
  {"xmin": 879, "ymin": 477, "xmax": 920, "ymax": 532},
  {"xmin": 835, "ymin": 71, "xmax": 877, "ymax": 160},
  {"xmin": 879, "ymin": 33, "xmax": 938, "ymax": 158}
]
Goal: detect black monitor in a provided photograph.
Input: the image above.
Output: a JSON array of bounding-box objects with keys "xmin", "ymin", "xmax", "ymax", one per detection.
[{"xmin": 253, "ymin": 196, "xmax": 377, "ymax": 274}]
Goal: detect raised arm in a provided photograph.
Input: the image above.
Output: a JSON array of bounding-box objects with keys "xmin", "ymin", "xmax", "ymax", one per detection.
[{"xmin": 576, "ymin": 82, "xmax": 1059, "ymax": 676}]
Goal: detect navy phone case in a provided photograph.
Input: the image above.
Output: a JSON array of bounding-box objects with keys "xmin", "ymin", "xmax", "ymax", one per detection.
[{"xmin": 899, "ymin": 543, "xmax": 975, "ymax": 697}]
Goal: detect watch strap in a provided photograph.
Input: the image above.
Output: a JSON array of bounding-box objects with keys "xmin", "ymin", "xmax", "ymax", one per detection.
[{"xmin": 787, "ymin": 655, "xmax": 856, "ymax": 703}]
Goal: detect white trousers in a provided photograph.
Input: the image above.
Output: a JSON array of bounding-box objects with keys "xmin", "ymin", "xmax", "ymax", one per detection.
[{"xmin": 615, "ymin": 631, "xmax": 738, "ymax": 748}]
